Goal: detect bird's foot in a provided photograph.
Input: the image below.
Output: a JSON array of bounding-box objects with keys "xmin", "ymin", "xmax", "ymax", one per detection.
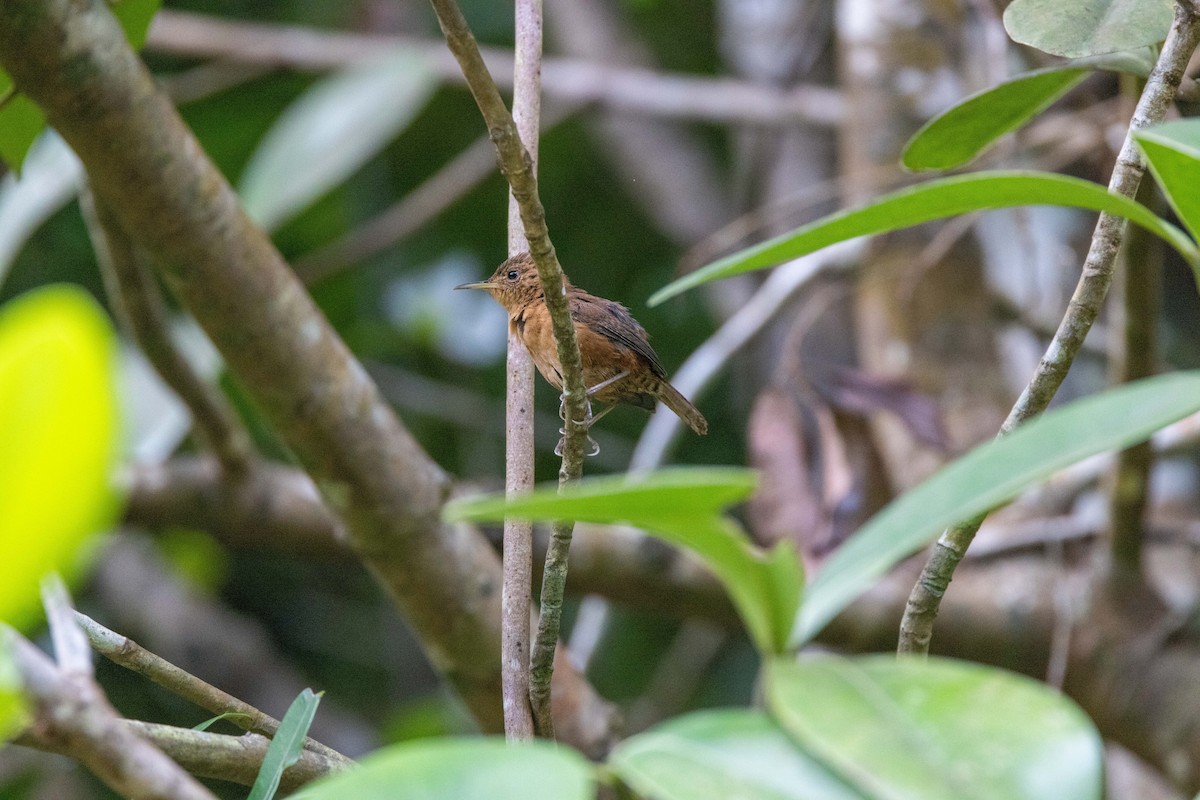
[{"xmin": 555, "ymin": 428, "xmax": 600, "ymax": 458}]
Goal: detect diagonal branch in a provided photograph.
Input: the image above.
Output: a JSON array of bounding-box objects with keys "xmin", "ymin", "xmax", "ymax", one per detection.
[{"xmin": 897, "ymin": 0, "xmax": 1200, "ymax": 655}]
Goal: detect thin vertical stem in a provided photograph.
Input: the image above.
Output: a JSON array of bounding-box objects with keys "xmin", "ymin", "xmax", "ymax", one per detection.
[{"xmin": 500, "ymin": 0, "xmax": 542, "ymax": 741}]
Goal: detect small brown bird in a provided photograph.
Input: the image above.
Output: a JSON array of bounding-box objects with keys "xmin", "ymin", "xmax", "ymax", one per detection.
[{"xmin": 456, "ymin": 252, "xmax": 707, "ymax": 440}]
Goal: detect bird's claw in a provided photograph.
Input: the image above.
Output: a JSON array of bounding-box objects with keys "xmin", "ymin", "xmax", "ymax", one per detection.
[{"xmin": 555, "ymin": 428, "xmax": 600, "ymax": 458}]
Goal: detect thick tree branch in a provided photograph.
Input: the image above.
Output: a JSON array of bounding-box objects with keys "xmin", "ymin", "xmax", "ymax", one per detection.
[
  {"xmin": 0, "ymin": 0, "xmax": 615, "ymax": 748},
  {"xmin": 897, "ymin": 1, "xmax": 1200, "ymax": 655}
]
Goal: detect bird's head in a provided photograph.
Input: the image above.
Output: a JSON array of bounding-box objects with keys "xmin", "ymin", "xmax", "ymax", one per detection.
[{"xmin": 454, "ymin": 251, "xmax": 560, "ymax": 314}]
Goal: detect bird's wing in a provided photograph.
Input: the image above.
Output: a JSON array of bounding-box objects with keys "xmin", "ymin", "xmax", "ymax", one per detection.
[{"xmin": 572, "ymin": 294, "xmax": 667, "ymax": 377}]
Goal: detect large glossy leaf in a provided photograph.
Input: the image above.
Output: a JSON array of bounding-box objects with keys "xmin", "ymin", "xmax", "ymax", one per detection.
[
  {"xmin": 247, "ymin": 689, "xmax": 321, "ymax": 800},
  {"xmin": 0, "ymin": 133, "xmax": 83, "ymax": 286},
  {"xmin": 445, "ymin": 469, "xmax": 804, "ymax": 653},
  {"xmin": 649, "ymin": 172, "xmax": 1197, "ymax": 305},
  {"xmin": 1135, "ymin": 120, "xmax": 1200, "ymax": 279},
  {"xmin": 903, "ymin": 69, "xmax": 1087, "ymax": 171},
  {"xmin": 1003, "ymin": 0, "xmax": 1174, "ymax": 58},
  {"xmin": 0, "ymin": 286, "xmax": 121, "ymax": 630},
  {"xmin": 239, "ymin": 51, "xmax": 436, "ymax": 231},
  {"xmin": 610, "ymin": 709, "xmax": 864, "ymax": 800},
  {"xmin": 292, "ymin": 738, "xmax": 593, "ymax": 800},
  {"xmin": 794, "ymin": 372, "xmax": 1200, "ymax": 645},
  {"xmin": 767, "ymin": 656, "xmax": 1102, "ymax": 800}
]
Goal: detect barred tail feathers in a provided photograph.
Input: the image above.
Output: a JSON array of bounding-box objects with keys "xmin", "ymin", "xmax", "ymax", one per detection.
[{"xmin": 655, "ymin": 380, "xmax": 708, "ymax": 435}]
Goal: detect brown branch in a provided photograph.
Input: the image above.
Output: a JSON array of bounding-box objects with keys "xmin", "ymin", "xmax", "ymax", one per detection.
[
  {"xmin": 16, "ymin": 720, "xmax": 347, "ymax": 794},
  {"xmin": 4, "ymin": 588, "xmax": 219, "ymax": 800},
  {"xmin": 73, "ymin": 613, "xmax": 352, "ymax": 767},
  {"xmin": 897, "ymin": 1, "xmax": 1200, "ymax": 655},
  {"xmin": 146, "ymin": 10, "xmax": 842, "ymax": 128},
  {"xmin": 498, "ymin": 0, "xmax": 543, "ymax": 743},
  {"xmin": 80, "ymin": 188, "xmax": 254, "ymax": 475},
  {"xmin": 0, "ymin": 0, "xmax": 617, "ymax": 747}
]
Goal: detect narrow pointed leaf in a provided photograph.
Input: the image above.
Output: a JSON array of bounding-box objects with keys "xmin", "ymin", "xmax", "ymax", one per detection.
[
  {"xmin": 650, "ymin": 171, "xmax": 1196, "ymax": 305},
  {"xmin": 1135, "ymin": 120, "xmax": 1200, "ymax": 245},
  {"xmin": 247, "ymin": 688, "xmax": 322, "ymax": 800},
  {"xmin": 903, "ymin": 68, "xmax": 1087, "ymax": 171},
  {"xmin": 794, "ymin": 372, "xmax": 1200, "ymax": 645}
]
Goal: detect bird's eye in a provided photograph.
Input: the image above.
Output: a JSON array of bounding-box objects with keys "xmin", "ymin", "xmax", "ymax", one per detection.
[{"xmin": 506, "ymin": 270, "xmax": 519, "ymax": 281}]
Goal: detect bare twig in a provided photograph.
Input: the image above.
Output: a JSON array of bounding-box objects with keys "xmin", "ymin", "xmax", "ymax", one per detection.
[
  {"xmin": 500, "ymin": 0, "xmax": 543, "ymax": 742},
  {"xmin": 73, "ymin": 612, "xmax": 352, "ymax": 766},
  {"xmin": 146, "ymin": 10, "xmax": 842, "ymax": 127},
  {"xmin": 81, "ymin": 189, "xmax": 254, "ymax": 474},
  {"xmin": 5, "ymin": 592, "xmax": 219, "ymax": 800},
  {"xmin": 17, "ymin": 719, "xmax": 347, "ymax": 793},
  {"xmin": 897, "ymin": 1, "xmax": 1200, "ymax": 655}
]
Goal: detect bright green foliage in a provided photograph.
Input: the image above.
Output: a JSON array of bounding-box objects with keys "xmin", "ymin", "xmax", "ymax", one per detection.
[
  {"xmin": 0, "ymin": 0, "xmax": 160, "ymax": 173},
  {"xmin": 445, "ymin": 468, "xmax": 804, "ymax": 653},
  {"xmin": 238, "ymin": 52, "xmax": 437, "ymax": 231},
  {"xmin": 766, "ymin": 656, "xmax": 1102, "ymax": 800},
  {"xmin": 1003, "ymin": 0, "xmax": 1174, "ymax": 57},
  {"xmin": 611, "ymin": 709, "xmax": 863, "ymax": 800},
  {"xmin": 902, "ymin": 69, "xmax": 1087, "ymax": 171},
  {"xmin": 292, "ymin": 738, "xmax": 594, "ymax": 800},
  {"xmin": 1135, "ymin": 120, "xmax": 1200, "ymax": 290},
  {"xmin": 0, "ymin": 286, "xmax": 121, "ymax": 630},
  {"xmin": 649, "ymin": 171, "xmax": 1197, "ymax": 305},
  {"xmin": 795, "ymin": 372, "xmax": 1200, "ymax": 645},
  {"xmin": 248, "ymin": 689, "xmax": 322, "ymax": 800}
]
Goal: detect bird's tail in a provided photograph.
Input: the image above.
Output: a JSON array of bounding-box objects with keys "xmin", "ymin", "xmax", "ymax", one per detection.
[{"xmin": 655, "ymin": 380, "xmax": 708, "ymax": 435}]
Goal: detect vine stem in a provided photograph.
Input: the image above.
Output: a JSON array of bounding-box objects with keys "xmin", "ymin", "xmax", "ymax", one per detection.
[{"xmin": 897, "ymin": 0, "xmax": 1200, "ymax": 655}]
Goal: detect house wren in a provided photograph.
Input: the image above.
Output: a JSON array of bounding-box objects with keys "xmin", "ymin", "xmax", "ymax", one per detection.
[{"xmin": 456, "ymin": 252, "xmax": 708, "ymax": 443}]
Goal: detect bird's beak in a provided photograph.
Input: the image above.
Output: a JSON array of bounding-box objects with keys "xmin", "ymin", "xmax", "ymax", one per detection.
[{"xmin": 454, "ymin": 281, "xmax": 493, "ymax": 291}]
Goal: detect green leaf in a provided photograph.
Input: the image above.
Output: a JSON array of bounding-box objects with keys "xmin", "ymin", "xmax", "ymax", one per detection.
[
  {"xmin": 0, "ymin": 631, "xmax": 31, "ymax": 743},
  {"xmin": 446, "ymin": 468, "xmax": 803, "ymax": 653},
  {"xmin": 611, "ymin": 709, "xmax": 864, "ymax": 800},
  {"xmin": 649, "ymin": 171, "xmax": 1197, "ymax": 305},
  {"xmin": 1003, "ymin": 0, "xmax": 1174, "ymax": 58},
  {"xmin": 1135, "ymin": 120, "xmax": 1200, "ymax": 258},
  {"xmin": 192, "ymin": 711, "xmax": 252, "ymax": 732},
  {"xmin": 292, "ymin": 738, "xmax": 594, "ymax": 800},
  {"xmin": 0, "ymin": 93, "xmax": 47, "ymax": 175},
  {"xmin": 239, "ymin": 51, "xmax": 436, "ymax": 231},
  {"xmin": 794, "ymin": 372, "xmax": 1200, "ymax": 645},
  {"xmin": 0, "ymin": 286, "xmax": 121, "ymax": 630},
  {"xmin": 767, "ymin": 655, "xmax": 1102, "ymax": 800},
  {"xmin": 247, "ymin": 689, "xmax": 322, "ymax": 800},
  {"xmin": 110, "ymin": 0, "xmax": 162, "ymax": 49},
  {"xmin": 902, "ymin": 69, "xmax": 1087, "ymax": 171}
]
